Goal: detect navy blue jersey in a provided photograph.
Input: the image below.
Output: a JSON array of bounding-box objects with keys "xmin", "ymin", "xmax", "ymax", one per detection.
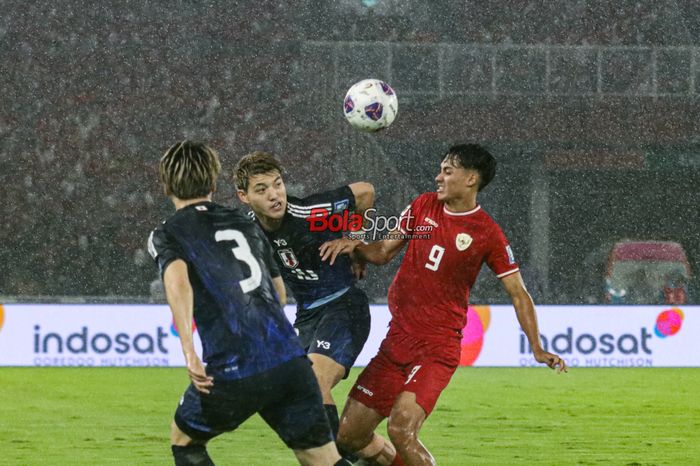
[
  {"xmin": 255, "ymin": 186, "xmax": 356, "ymax": 309},
  {"xmin": 147, "ymin": 201, "xmax": 304, "ymax": 380}
]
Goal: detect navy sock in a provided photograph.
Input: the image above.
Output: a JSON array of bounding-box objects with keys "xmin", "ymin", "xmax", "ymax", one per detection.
[
  {"xmin": 325, "ymin": 404, "xmax": 360, "ymax": 462},
  {"xmin": 171, "ymin": 445, "xmax": 214, "ymax": 466},
  {"xmin": 324, "ymin": 404, "xmax": 339, "ymax": 439}
]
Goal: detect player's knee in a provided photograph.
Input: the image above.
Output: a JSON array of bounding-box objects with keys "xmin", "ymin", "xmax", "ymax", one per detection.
[
  {"xmin": 335, "ymin": 429, "xmax": 358, "ymax": 453},
  {"xmin": 314, "ymin": 374, "xmax": 343, "ymax": 405},
  {"xmin": 171, "ymin": 420, "xmax": 193, "ymax": 446},
  {"xmin": 316, "ymin": 376, "xmax": 335, "ymax": 396},
  {"xmin": 313, "ymin": 366, "xmax": 344, "ymax": 391},
  {"xmin": 336, "ymin": 425, "xmax": 369, "ymax": 453},
  {"xmin": 310, "ymin": 354, "xmax": 345, "ymax": 381},
  {"xmin": 171, "ymin": 420, "xmax": 208, "ymax": 449}
]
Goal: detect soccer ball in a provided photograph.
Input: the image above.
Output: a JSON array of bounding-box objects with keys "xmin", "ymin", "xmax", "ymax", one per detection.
[{"xmin": 343, "ymin": 79, "xmax": 398, "ymax": 132}]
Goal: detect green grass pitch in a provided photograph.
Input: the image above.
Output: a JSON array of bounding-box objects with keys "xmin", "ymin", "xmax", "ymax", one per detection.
[{"xmin": 2, "ymin": 367, "xmax": 699, "ymax": 465}]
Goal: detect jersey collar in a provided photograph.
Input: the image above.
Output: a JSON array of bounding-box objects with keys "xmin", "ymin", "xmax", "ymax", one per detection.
[{"xmin": 443, "ymin": 204, "xmax": 481, "ymax": 216}]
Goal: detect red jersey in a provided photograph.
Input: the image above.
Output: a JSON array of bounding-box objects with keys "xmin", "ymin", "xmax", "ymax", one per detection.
[{"xmin": 388, "ymin": 192, "xmax": 519, "ymax": 339}]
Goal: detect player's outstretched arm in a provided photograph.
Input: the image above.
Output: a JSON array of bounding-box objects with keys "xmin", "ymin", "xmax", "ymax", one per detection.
[
  {"xmin": 349, "ymin": 182, "xmax": 375, "ymax": 215},
  {"xmin": 501, "ymin": 272, "xmax": 568, "ymax": 373},
  {"xmin": 318, "ymin": 238, "xmax": 361, "ymax": 265},
  {"xmin": 319, "ymin": 229, "xmax": 407, "ymax": 266},
  {"xmin": 355, "ymin": 233, "xmax": 407, "ymax": 265},
  {"xmin": 163, "ymin": 259, "xmax": 215, "ymax": 393}
]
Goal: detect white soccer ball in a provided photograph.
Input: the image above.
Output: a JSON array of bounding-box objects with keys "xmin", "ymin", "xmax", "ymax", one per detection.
[{"xmin": 343, "ymin": 79, "xmax": 398, "ymax": 132}]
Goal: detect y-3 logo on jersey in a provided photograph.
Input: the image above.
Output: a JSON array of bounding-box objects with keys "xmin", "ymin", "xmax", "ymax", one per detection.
[
  {"xmin": 273, "ymin": 238, "xmax": 288, "ymax": 247},
  {"xmin": 316, "ymin": 340, "xmax": 331, "ymax": 350}
]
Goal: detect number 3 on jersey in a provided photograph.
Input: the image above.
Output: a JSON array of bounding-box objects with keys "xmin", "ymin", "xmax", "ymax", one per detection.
[
  {"xmin": 215, "ymin": 229, "xmax": 262, "ymax": 293},
  {"xmin": 425, "ymin": 245, "xmax": 445, "ymax": 271}
]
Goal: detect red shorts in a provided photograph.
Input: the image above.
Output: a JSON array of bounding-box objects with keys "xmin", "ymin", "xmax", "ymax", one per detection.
[{"xmin": 349, "ymin": 325, "xmax": 460, "ymax": 418}]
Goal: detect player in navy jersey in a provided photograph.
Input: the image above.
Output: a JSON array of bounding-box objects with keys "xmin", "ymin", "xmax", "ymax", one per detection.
[
  {"xmin": 148, "ymin": 141, "xmax": 349, "ymax": 466},
  {"xmin": 320, "ymin": 144, "xmax": 567, "ymax": 465},
  {"xmin": 234, "ymin": 151, "xmax": 374, "ymax": 443}
]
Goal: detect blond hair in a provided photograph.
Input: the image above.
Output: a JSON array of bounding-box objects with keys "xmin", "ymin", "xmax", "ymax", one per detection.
[{"xmin": 159, "ymin": 140, "xmax": 221, "ymax": 199}]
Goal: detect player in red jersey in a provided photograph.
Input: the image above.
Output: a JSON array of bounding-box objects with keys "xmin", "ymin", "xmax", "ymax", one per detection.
[{"xmin": 319, "ymin": 144, "xmax": 567, "ymax": 466}]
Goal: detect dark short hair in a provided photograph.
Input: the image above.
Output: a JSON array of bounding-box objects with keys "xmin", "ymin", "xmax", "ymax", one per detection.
[
  {"xmin": 234, "ymin": 151, "xmax": 284, "ymax": 192},
  {"xmin": 159, "ymin": 140, "xmax": 221, "ymax": 199},
  {"xmin": 444, "ymin": 144, "xmax": 496, "ymax": 191}
]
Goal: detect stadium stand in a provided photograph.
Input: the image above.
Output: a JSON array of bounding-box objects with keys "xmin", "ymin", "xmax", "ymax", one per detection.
[{"xmin": 1, "ymin": 1, "xmax": 697, "ymax": 303}]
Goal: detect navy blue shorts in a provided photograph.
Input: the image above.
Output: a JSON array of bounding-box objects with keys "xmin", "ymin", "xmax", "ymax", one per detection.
[
  {"xmin": 295, "ymin": 286, "xmax": 371, "ymax": 376},
  {"xmin": 174, "ymin": 356, "xmax": 333, "ymax": 450}
]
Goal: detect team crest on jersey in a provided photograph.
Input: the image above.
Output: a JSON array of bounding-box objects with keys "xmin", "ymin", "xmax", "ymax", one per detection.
[
  {"xmin": 278, "ymin": 248, "xmax": 299, "ymax": 268},
  {"xmin": 455, "ymin": 233, "xmax": 473, "ymax": 251},
  {"xmin": 333, "ymin": 199, "xmax": 350, "ymax": 213}
]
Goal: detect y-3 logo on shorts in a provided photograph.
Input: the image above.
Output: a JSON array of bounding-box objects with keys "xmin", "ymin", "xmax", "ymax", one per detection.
[
  {"xmin": 405, "ymin": 365, "xmax": 422, "ymax": 384},
  {"xmin": 316, "ymin": 340, "xmax": 331, "ymax": 350}
]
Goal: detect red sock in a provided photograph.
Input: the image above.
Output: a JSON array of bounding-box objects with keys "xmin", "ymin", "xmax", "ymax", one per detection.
[{"xmin": 390, "ymin": 454, "xmax": 405, "ymax": 466}]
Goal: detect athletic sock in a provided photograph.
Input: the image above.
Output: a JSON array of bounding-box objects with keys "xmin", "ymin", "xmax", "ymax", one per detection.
[
  {"xmin": 339, "ymin": 448, "xmax": 360, "ymax": 464},
  {"xmin": 324, "ymin": 404, "xmax": 339, "ymax": 439},
  {"xmin": 325, "ymin": 404, "xmax": 360, "ymax": 463},
  {"xmin": 171, "ymin": 445, "xmax": 214, "ymax": 466}
]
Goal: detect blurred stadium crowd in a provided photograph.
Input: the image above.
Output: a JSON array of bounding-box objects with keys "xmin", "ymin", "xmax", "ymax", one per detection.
[{"xmin": 1, "ymin": 1, "xmax": 698, "ymax": 303}]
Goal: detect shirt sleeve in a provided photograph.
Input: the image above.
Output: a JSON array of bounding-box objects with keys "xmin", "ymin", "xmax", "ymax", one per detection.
[
  {"xmin": 147, "ymin": 224, "xmax": 186, "ymax": 276},
  {"xmin": 290, "ymin": 186, "xmax": 356, "ymax": 215},
  {"xmin": 485, "ymin": 224, "xmax": 520, "ymax": 279},
  {"xmin": 397, "ymin": 194, "xmax": 425, "ymax": 234}
]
